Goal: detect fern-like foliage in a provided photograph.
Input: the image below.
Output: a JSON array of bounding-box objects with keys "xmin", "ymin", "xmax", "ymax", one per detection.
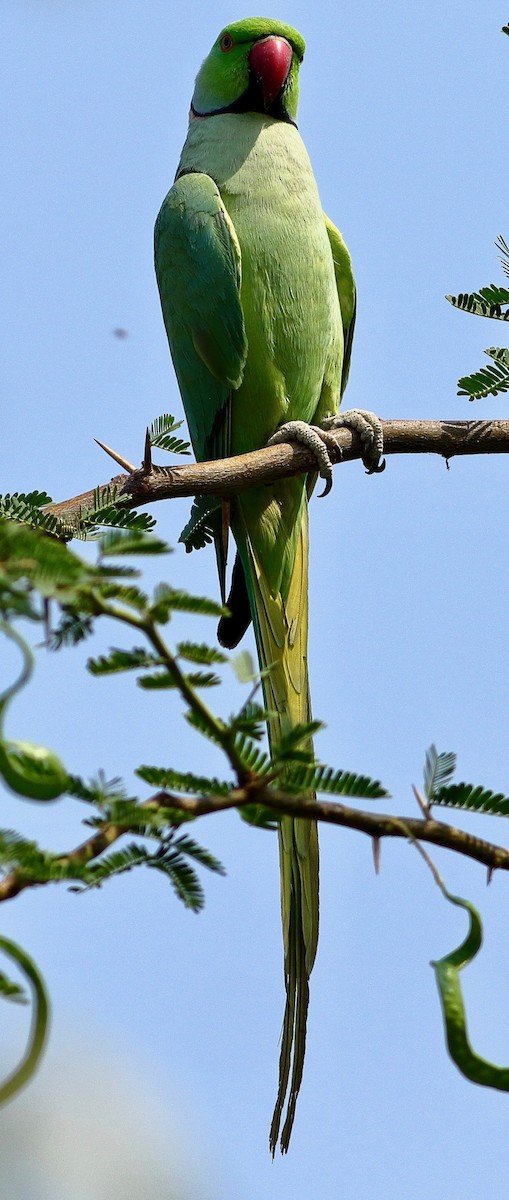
[
  {"xmin": 179, "ymin": 496, "xmax": 221, "ymax": 553},
  {"xmin": 93, "ymin": 582, "xmax": 148, "ymax": 610},
  {"xmin": 172, "ymin": 834, "xmax": 224, "ymax": 875},
  {"xmin": 282, "ymin": 764, "xmax": 389, "ymax": 799},
  {"xmin": 137, "ymin": 765, "xmax": 231, "ymax": 796},
  {"xmin": 0, "ymin": 574, "xmax": 40, "ymax": 624},
  {"xmin": 422, "ymin": 745, "xmax": 509, "ymax": 816},
  {"xmin": 85, "ymin": 798, "xmax": 164, "ymax": 833},
  {"xmin": 87, "ymin": 647, "xmax": 163, "ymax": 675},
  {"xmin": 149, "ymin": 583, "xmax": 227, "ymax": 624},
  {"xmin": 176, "ymin": 641, "xmax": 227, "ymax": 666},
  {"xmin": 447, "ymin": 238, "xmax": 509, "ymax": 400},
  {"xmin": 270, "ymin": 721, "xmax": 323, "ymax": 765},
  {"xmin": 423, "ymin": 744, "xmax": 457, "ymax": 801},
  {"xmin": 66, "ymin": 772, "xmax": 128, "ymax": 808},
  {"xmin": 458, "ymin": 348, "xmax": 509, "ymax": 399},
  {"xmin": 97, "ymin": 529, "xmax": 168, "ymax": 557},
  {"xmin": 446, "ymin": 286, "xmax": 509, "ymax": 321},
  {"xmin": 496, "ymin": 235, "xmax": 509, "ymax": 278},
  {"xmin": 77, "ymin": 487, "xmax": 156, "ymax": 539},
  {"xmin": 0, "ymin": 829, "xmax": 49, "ymax": 876},
  {"xmin": 239, "ymin": 804, "xmax": 280, "ymax": 831},
  {"xmin": 230, "ymin": 702, "xmax": 273, "ymax": 741},
  {"xmin": 148, "ymin": 413, "xmax": 191, "ymax": 456},
  {"xmin": 0, "ymin": 491, "xmax": 74, "ymax": 540},
  {"xmin": 0, "ymin": 490, "xmax": 52, "ymax": 514},
  {"xmin": 0, "ymin": 830, "xmax": 92, "ymax": 887},
  {"xmin": 232, "ymin": 730, "xmax": 271, "ymax": 776},
  {"xmin": 138, "ymin": 668, "xmax": 221, "ymax": 689},
  {"xmin": 0, "ymin": 802, "xmax": 224, "ymax": 911},
  {"xmin": 72, "ymin": 834, "xmax": 224, "ymax": 912},
  {"xmin": 50, "ymin": 610, "xmax": 94, "ymax": 650},
  {"xmin": 0, "ymin": 517, "xmax": 390, "ymax": 942},
  {"xmin": 0, "ymin": 520, "xmax": 85, "ymax": 597},
  {"xmin": 432, "ymin": 782, "xmax": 509, "ymax": 817},
  {"xmin": 184, "ymin": 708, "xmax": 226, "ymax": 745}
]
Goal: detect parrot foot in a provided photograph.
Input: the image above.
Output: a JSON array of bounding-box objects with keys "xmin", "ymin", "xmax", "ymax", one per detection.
[
  {"xmin": 267, "ymin": 420, "xmax": 340, "ymax": 496},
  {"xmin": 321, "ymin": 409, "xmax": 385, "ymax": 476}
]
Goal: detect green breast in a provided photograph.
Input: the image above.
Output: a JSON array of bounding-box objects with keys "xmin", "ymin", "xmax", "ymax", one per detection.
[
  {"xmin": 177, "ymin": 113, "xmax": 343, "ymax": 598},
  {"xmin": 178, "ymin": 114, "xmax": 343, "ymax": 454}
]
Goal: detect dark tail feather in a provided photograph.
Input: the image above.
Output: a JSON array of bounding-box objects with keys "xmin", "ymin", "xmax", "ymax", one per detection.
[
  {"xmin": 280, "ymin": 932, "xmax": 309, "ymax": 1153},
  {"xmin": 269, "ymin": 870, "xmax": 309, "ymax": 1156},
  {"xmin": 217, "ymin": 552, "xmax": 252, "ymax": 648}
]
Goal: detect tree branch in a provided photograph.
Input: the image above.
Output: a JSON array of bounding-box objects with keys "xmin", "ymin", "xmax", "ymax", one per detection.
[
  {"xmin": 49, "ymin": 418, "xmax": 509, "ymax": 522},
  {"xmin": 159, "ymin": 788, "xmax": 509, "ymax": 873},
  {"xmin": 1, "ymin": 785, "xmax": 508, "ymax": 904}
]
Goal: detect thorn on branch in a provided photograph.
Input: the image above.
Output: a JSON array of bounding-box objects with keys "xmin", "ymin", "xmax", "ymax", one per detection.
[
  {"xmin": 412, "ymin": 784, "xmax": 431, "ymax": 819},
  {"xmin": 46, "ymin": 419, "xmax": 509, "ymax": 525},
  {"xmin": 143, "ymin": 429, "xmax": 153, "ymax": 475},
  {"xmin": 372, "ymin": 836, "xmax": 381, "ymax": 875},
  {"xmin": 94, "ymin": 438, "xmax": 137, "ymax": 474}
]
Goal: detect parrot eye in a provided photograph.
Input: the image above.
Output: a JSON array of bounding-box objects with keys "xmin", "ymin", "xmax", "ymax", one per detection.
[{"xmin": 220, "ymin": 33, "xmax": 234, "ymax": 52}]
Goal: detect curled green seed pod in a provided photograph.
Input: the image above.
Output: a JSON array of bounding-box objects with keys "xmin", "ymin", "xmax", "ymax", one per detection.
[
  {"xmin": 0, "ymin": 621, "xmax": 68, "ymax": 801},
  {"xmin": 0, "ymin": 739, "xmax": 68, "ymax": 801},
  {"xmin": 0, "ymin": 936, "xmax": 49, "ymax": 1105},
  {"xmin": 432, "ymin": 889, "xmax": 509, "ymax": 1090}
]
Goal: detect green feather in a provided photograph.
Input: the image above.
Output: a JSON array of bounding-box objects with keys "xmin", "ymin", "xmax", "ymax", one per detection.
[
  {"xmin": 154, "ymin": 18, "xmax": 353, "ymax": 1153},
  {"xmin": 154, "ymin": 172, "xmax": 247, "ymax": 462}
]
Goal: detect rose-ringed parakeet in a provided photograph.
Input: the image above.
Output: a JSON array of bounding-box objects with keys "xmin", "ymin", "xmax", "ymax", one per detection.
[{"xmin": 154, "ymin": 16, "xmax": 381, "ymax": 1153}]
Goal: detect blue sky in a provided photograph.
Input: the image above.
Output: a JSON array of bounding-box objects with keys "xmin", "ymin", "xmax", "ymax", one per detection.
[{"xmin": 2, "ymin": 2, "xmax": 509, "ymax": 1196}]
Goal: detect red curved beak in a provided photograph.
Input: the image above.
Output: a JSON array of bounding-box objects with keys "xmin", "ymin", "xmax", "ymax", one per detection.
[{"xmin": 249, "ymin": 35, "xmax": 293, "ymax": 106}]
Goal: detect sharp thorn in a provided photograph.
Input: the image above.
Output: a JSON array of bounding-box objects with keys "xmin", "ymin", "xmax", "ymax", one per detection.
[
  {"xmin": 412, "ymin": 784, "xmax": 431, "ymax": 819},
  {"xmin": 487, "ymin": 865, "xmax": 494, "ymax": 886},
  {"xmin": 94, "ymin": 438, "xmax": 137, "ymax": 473},
  {"xmin": 372, "ymin": 836, "xmax": 381, "ymax": 875},
  {"xmin": 143, "ymin": 428, "xmax": 153, "ymax": 474}
]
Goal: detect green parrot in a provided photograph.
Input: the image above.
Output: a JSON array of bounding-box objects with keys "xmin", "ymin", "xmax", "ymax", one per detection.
[{"xmin": 154, "ymin": 16, "xmax": 378, "ymax": 1153}]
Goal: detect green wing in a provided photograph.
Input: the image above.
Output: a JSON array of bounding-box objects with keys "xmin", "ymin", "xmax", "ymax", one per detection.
[
  {"xmin": 323, "ymin": 213, "xmax": 356, "ymax": 396},
  {"xmin": 154, "ymin": 171, "xmax": 248, "ymax": 464}
]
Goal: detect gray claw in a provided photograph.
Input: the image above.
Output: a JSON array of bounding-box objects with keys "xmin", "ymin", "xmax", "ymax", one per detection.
[
  {"xmin": 322, "ymin": 409, "xmax": 385, "ymax": 474},
  {"xmin": 267, "ymin": 420, "xmax": 337, "ymax": 495}
]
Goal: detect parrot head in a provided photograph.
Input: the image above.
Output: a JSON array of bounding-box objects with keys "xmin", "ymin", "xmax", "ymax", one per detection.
[{"xmin": 191, "ymin": 17, "xmax": 305, "ymax": 125}]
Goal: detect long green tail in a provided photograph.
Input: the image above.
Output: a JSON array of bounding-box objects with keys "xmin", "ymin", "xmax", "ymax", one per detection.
[{"xmin": 239, "ymin": 502, "xmax": 319, "ymax": 1154}]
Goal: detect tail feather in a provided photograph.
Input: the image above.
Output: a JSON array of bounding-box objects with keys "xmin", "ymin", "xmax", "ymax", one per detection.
[
  {"xmin": 295, "ymin": 816, "xmax": 319, "ymax": 974},
  {"xmin": 280, "ymin": 907, "xmax": 309, "ymax": 1153},
  {"xmin": 269, "ymin": 828, "xmax": 313, "ymax": 1155},
  {"xmin": 269, "ymin": 883, "xmax": 297, "ymax": 1153},
  {"xmin": 217, "ymin": 551, "xmax": 252, "ymax": 648},
  {"xmin": 238, "ymin": 502, "xmax": 319, "ymax": 1154}
]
